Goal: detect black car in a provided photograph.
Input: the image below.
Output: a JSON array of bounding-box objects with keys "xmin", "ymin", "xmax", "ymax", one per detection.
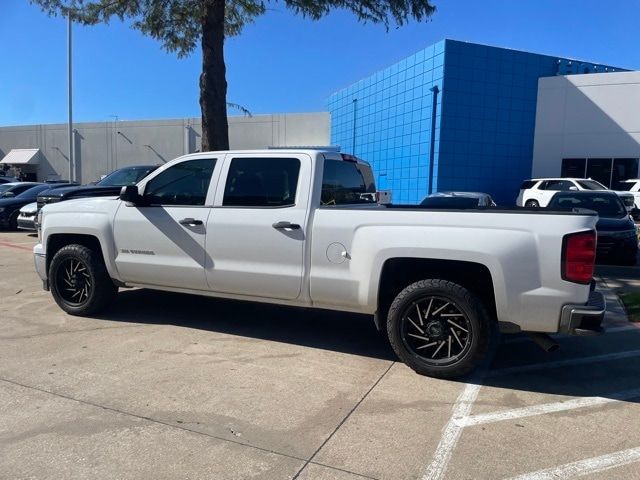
[
  {"xmin": 548, "ymin": 191, "xmax": 638, "ymax": 265},
  {"xmin": 37, "ymin": 165, "xmax": 158, "ymax": 211},
  {"xmin": 421, "ymin": 191, "xmax": 497, "ymax": 207},
  {"xmin": 0, "ymin": 175, "xmax": 20, "ymax": 184},
  {"xmin": 0, "ymin": 183, "xmax": 76, "ymax": 229}
]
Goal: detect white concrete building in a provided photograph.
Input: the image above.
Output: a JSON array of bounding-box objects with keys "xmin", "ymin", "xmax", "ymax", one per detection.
[
  {"xmin": 0, "ymin": 112, "xmax": 330, "ymax": 184},
  {"xmin": 532, "ymin": 71, "xmax": 640, "ymax": 189}
]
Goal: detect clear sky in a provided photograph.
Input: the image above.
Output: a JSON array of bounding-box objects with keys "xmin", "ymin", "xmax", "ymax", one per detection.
[{"xmin": 1, "ymin": 0, "xmax": 639, "ymax": 126}]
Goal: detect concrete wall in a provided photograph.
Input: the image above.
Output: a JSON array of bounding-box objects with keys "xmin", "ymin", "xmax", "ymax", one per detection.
[
  {"xmin": 0, "ymin": 112, "xmax": 330, "ymax": 183},
  {"xmin": 532, "ymin": 72, "xmax": 640, "ymax": 177}
]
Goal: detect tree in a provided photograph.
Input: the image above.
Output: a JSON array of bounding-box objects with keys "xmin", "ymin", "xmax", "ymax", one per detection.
[{"xmin": 32, "ymin": 0, "xmax": 436, "ymax": 151}]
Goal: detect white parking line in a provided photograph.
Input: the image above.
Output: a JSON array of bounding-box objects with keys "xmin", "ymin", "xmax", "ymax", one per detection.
[
  {"xmin": 421, "ymin": 369, "xmax": 487, "ymax": 480},
  {"xmin": 488, "ymin": 349, "xmax": 640, "ymax": 377},
  {"xmin": 507, "ymin": 446, "xmax": 640, "ymax": 480},
  {"xmin": 457, "ymin": 387, "xmax": 640, "ymax": 427}
]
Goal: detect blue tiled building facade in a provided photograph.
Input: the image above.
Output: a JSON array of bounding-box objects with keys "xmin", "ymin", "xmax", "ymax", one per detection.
[{"xmin": 327, "ymin": 39, "xmax": 622, "ymax": 204}]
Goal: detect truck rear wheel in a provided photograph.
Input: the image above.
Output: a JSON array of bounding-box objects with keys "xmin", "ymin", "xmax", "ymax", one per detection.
[
  {"xmin": 387, "ymin": 279, "xmax": 490, "ymax": 379},
  {"xmin": 49, "ymin": 244, "xmax": 118, "ymax": 316}
]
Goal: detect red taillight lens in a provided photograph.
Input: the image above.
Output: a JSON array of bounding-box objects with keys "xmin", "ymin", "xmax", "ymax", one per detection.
[{"xmin": 562, "ymin": 231, "xmax": 596, "ymax": 284}]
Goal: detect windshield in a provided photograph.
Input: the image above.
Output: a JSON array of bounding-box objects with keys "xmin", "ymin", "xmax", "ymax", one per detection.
[
  {"xmin": 0, "ymin": 184, "xmax": 13, "ymax": 194},
  {"xmin": 549, "ymin": 194, "xmax": 627, "ymax": 218},
  {"xmin": 577, "ymin": 179, "xmax": 607, "ymax": 190},
  {"xmin": 16, "ymin": 185, "xmax": 53, "ymax": 199},
  {"xmin": 98, "ymin": 166, "xmax": 154, "ymax": 186}
]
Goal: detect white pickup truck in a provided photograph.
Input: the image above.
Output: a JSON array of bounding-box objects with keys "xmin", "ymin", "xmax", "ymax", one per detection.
[{"xmin": 34, "ymin": 149, "xmax": 606, "ymax": 378}]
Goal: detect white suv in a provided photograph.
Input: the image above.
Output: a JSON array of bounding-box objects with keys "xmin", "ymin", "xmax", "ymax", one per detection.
[
  {"xmin": 619, "ymin": 179, "xmax": 640, "ymax": 210},
  {"xmin": 517, "ymin": 178, "xmax": 636, "ymax": 211}
]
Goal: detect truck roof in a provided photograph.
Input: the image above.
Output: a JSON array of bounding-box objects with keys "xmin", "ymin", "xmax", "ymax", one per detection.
[{"xmin": 177, "ymin": 149, "xmax": 370, "ymax": 165}]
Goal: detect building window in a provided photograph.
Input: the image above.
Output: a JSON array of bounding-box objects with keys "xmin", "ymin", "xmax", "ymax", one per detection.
[
  {"xmin": 561, "ymin": 158, "xmax": 586, "ymax": 178},
  {"xmin": 586, "ymin": 158, "xmax": 612, "ymax": 189},
  {"xmin": 612, "ymin": 158, "xmax": 639, "ymax": 190},
  {"xmin": 562, "ymin": 158, "xmax": 639, "ymax": 188}
]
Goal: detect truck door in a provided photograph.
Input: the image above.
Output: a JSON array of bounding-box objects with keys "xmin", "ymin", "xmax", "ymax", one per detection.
[
  {"xmin": 113, "ymin": 157, "xmax": 218, "ymax": 290},
  {"xmin": 205, "ymin": 154, "xmax": 311, "ymax": 300}
]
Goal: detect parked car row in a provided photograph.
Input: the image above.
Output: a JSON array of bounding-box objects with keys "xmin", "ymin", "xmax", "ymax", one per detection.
[
  {"xmin": 0, "ymin": 182, "xmax": 77, "ymax": 230},
  {"xmin": 516, "ymin": 177, "xmax": 636, "ymax": 211},
  {"xmin": 0, "ymin": 165, "xmax": 158, "ymax": 232}
]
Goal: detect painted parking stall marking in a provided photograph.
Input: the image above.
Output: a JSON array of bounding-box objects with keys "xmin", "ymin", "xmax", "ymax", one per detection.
[
  {"xmin": 456, "ymin": 386, "xmax": 640, "ymax": 427},
  {"xmin": 507, "ymin": 447, "xmax": 640, "ymax": 480}
]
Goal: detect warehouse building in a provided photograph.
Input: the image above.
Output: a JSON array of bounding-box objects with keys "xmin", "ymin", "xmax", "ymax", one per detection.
[
  {"xmin": 327, "ymin": 39, "xmax": 624, "ymax": 204},
  {"xmin": 532, "ymin": 71, "xmax": 640, "ymax": 189},
  {"xmin": 0, "ymin": 113, "xmax": 330, "ymax": 184}
]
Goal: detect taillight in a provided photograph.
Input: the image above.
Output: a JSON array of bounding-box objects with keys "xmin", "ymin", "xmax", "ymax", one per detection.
[{"xmin": 562, "ymin": 230, "xmax": 596, "ymax": 284}]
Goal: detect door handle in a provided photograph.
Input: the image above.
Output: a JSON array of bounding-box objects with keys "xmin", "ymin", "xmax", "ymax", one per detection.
[
  {"xmin": 179, "ymin": 218, "xmax": 203, "ymax": 226},
  {"xmin": 272, "ymin": 221, "xmax": 301, "ymax": 230}
]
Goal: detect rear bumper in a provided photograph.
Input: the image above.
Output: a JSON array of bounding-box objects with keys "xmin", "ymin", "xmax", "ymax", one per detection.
[{"xmin": 559, "ymin": 291, "xmax": 606, "ymax": 336}]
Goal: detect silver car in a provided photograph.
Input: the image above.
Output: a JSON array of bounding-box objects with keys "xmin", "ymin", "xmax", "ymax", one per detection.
[{"xmin": 17, "ymin": 202, "xmax": 38, "ymax": 231}]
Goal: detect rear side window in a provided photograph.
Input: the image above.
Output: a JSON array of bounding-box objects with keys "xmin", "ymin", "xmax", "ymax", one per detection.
[
  {"xmin": 519, "ymin": 180, "xmax": 537, "ymax": 190},
  {"xmin": 223, "ymin": 157, "xmax": 300, "ymax": 207},
  {"xmin": 321, "ymin": 160, "xmax": 376, "ymax": 205},
  {"xmin": 545, "ymin": 180, "xmax": 574, "ymax": 191}
]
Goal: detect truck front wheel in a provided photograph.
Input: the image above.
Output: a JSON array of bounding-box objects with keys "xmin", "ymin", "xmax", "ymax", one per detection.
[
  {"xmin": 49, "ymin": 244, "xmax": 118, "ymax": 316},
  {"xmin": 387, "ymin": 279, "xmax": 490, "ymax": 379}
]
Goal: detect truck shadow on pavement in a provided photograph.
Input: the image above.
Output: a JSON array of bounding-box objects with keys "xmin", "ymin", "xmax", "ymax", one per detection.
[
  {"xmin": 103, "ymin": 288, "xmax": 397, "ymax": 361},
  {"xmin": 100, "ymin": 288, "xmax": 640, "ymax": 404}
]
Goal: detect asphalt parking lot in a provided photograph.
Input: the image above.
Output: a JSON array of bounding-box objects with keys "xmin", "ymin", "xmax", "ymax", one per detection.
[{"xmin": 1, "ymin": 231, "xmax": 639, "ymax": 480}]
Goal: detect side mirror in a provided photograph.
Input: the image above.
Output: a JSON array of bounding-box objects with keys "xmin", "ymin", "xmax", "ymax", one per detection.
[
  {"xmin": 569, "ymin": 186, "xmax": 578, "ymax": 191},
  {"xmin": 119, "ymin": 185, "xmax": 140, "ymax": 205}
]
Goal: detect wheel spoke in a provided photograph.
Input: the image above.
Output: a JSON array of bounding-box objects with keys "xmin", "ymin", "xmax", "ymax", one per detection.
[
  {"xmin": 408, "ymin": 317, "xmax": 424, "ymax": 334},
  {"xmin": 440, "ymin": 313, "xmax": 464, "ymax": 317},
  {"xmin": 431, "ymin": 341, "xmax": 446, "ymax": 358},
  {"xmin": 447, "ymin": 335, "xmax": 452, "ymax": 357},
  {"xmin": 451, "ymin": 328, "xmax": 465, "ymax": 349},
  {"xmin": 423, "ymin": 298, "xmax": 434, "ymax": 320},
  {"xmin": 416, "ymin": 341, "xmax": 438, "ymax": 350},
  {"xmin": 432, "ymin": 302, "xmax": 450, "ymax": 316},
  {"xmin": 416, "ymin": 304, "xmax": 424, "ymax": 325},
  {"xmin": 447, "ymin": 319, "xmax": 468, "ymax": 333},
  {"xmin": 408, "ymin": 333, "xmax": 431, "ymax": 342}
]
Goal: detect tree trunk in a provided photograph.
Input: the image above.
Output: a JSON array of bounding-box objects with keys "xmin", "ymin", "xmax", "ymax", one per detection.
[{"xmin": 200, "ymin": 0, "xmax": 229, "ymax": 151}]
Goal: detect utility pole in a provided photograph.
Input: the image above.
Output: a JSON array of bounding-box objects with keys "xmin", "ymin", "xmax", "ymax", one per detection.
[{"xmin": 67, "ymin": 14, "xmax": 74, "ymax": 182}]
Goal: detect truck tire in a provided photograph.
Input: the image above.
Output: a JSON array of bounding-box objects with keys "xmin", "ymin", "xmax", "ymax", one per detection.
[
  {"xmin": 49, "ymin": 244, "xmax": 118, "ymax": 316},
  {"xmin": 387, "ymin": 279, "xmax": 490, "ymax": 379}
]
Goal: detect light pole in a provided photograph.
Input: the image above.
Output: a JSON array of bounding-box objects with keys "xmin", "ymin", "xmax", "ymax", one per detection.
[{"xmin": 67, "ymin": 14, "xmax": 74, "ymax": 182}]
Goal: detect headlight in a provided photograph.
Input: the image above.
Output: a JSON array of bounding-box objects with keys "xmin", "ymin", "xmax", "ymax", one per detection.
[{"xmin": 36, "ymin": 210, "xmax": 44, "ymax": 241}]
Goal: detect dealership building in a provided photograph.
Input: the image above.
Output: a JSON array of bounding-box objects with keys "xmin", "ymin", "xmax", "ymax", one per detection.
[
  {"xmin": 1, "ymin": 39, "xmax": 638, "ymax": 204},
  {"xmin": 328, "ymin": 39, "xmax": 629, "ymax": 204}
]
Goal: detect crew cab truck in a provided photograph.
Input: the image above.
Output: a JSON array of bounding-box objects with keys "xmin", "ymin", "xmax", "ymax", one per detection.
[{"xmin": 34, "ymin": 150, "xmax": 605, "ymax": 379}]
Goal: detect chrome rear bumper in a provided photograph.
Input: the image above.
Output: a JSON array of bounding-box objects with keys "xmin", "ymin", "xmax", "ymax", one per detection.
[{"xmin": 559, "ymin": 291, "xmax": 606, "ymax": 336}]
